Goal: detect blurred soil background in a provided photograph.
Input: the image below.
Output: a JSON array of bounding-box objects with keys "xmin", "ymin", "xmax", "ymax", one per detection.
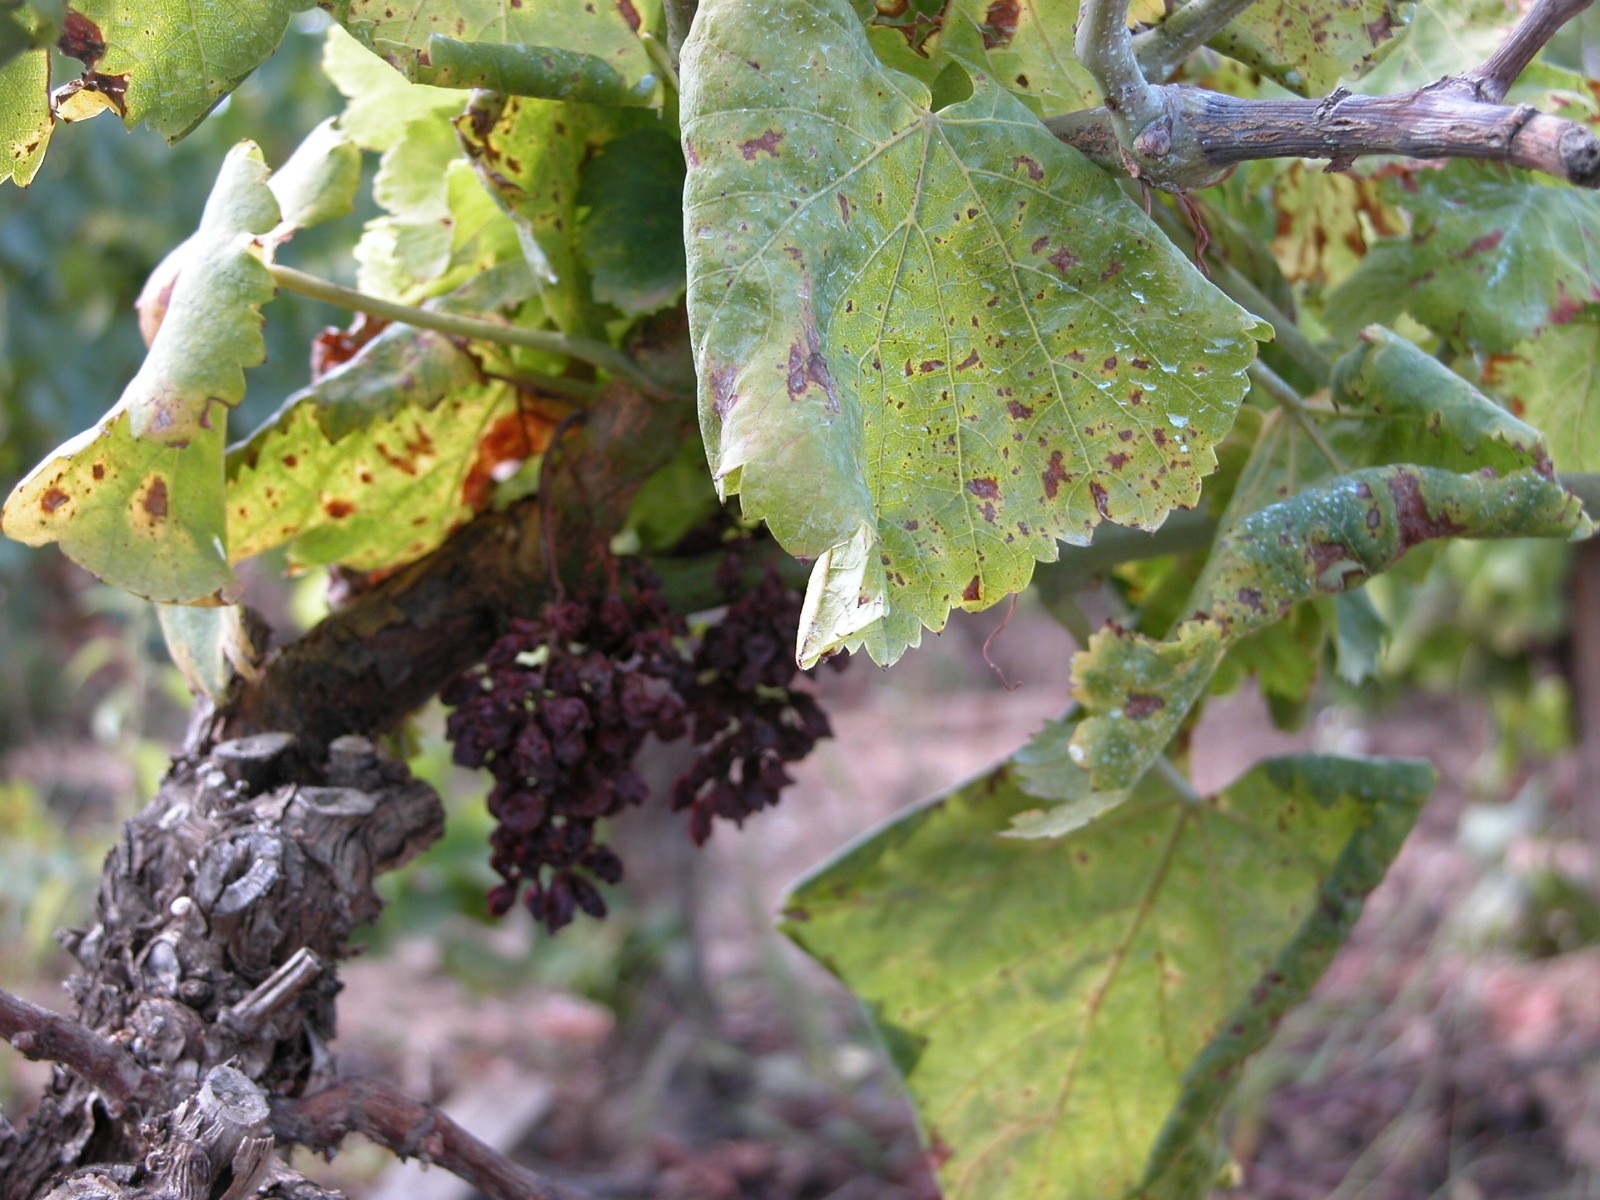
[
  {"xmin": 6, "ymin": 574, "xmax": 1600, "ymax": 1200},
  {"xmin": 6, "ymin": 15, "xmax": 1600, "ymax": 1197}
]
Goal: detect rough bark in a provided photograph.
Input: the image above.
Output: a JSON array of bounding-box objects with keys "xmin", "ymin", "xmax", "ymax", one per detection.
[{"xmin": 0, "ymin": 733, "xmax": 443, "ymax": 1199}]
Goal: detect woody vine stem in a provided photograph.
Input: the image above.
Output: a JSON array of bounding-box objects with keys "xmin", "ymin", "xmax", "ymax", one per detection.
[{"xmin": 1056, "ymin": 0, "xmax": 1600, "ymax": 190}]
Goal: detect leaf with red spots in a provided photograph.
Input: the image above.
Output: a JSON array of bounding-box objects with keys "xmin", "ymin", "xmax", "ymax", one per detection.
[
  {"xmin": 683, "ymin": 0, "xmax": 1267, "ymax": 668},
  {"xmin": 1326, "ymin": 163, "xmax": 1600, "ymax": 353},
  {"xmin": 227, "ymin": 323, "xmax": 555, "ymax": 572},
  {"xmin": 785, "ymin": 752, "xmax": 1432, "ymax": 1200},
  {"xmin": 1, "ymin": 141, "xmax": 285, "ymax": 602},
  {"xmin": 1016, "ymin": 464, "xmax": 1584, "ymax": 835}
]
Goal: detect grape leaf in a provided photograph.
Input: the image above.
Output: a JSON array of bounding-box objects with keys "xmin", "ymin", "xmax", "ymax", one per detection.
[
  {"xmin": 1269, "ymin": 161, "xmax": 1402, "ymax": 287},
  {"xmin": 1015, "ymin": 464, "xmax": 1585, "ymax": 835},
  {"xmin": 0, "ymin": 45, "xmax": 49, "ymax": 184},
  {"xmin": 1015, "ymin": 329, "xmax": 1579, "ymax": 833},
  {"xmin": 324, "ymin": 24, "xmax": 518, "ymax": 302},
  {"xmin": 577, "ymin": 126, "xmax": 687, "ymax": 316},
  {"xmin": 1, "ymin": 141, "xmax": 281, "ymax": 602},
  {"xmin": 323, "ymin": 23, "xmax": 464, "ymax": 150},
  {"xmin": 327, "ymin": 0, "xmax": 657, "ymax": 88},
  {"xmin": 157, "ymin": 602, "xmax": 263, "ymax": 701},
  {"xmin": 944, "ymin": 0, "xmax": 1098, "ymax": 114},
  {"xmin": 1354, "ymin": 0, "xmax": 1509, "ymax": 94},
  {"xmin": 785, "ymin": 753, "xmax": 1433, "ymax": 1200},
  {"xmin": 264, "ymin": 117, "xmax": 361, "ymax": 234},
  {"xmin": 227, "ymin": 323, "xmax": 554, "ymax": 571},
  {"xmin": 1485, "ymin": 308, "xmax": 1600, "ymax": 472},
  {"xmin": 1326, "ymin": 165, "xmax": 1600, "ymax": 353},
  {"xmin": 70, "ymin": 0, "xmax": 305, "ymax": 139},
  {"xmin": 682, "ymin": 0, "xmax": 1267, "ymax": 669},
  {"xmin": 1218, "ymin": 0, "xmax": 1404, "ymax": 95},
  {"xmin": 460, "ymin": 91, "xmax": 638, "ymax": 335},
  {"xmin": 416, "ymin": 36, "xmax": 657, "ymax": 104}
]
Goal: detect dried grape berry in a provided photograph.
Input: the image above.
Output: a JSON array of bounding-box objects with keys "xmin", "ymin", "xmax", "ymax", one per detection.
[{"xmin": 444, "ymin": 554, "xmax": 841, "ymax": 932}]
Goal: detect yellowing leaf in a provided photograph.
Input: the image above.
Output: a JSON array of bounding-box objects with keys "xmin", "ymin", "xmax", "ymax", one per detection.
[
  {"xmin": 1486, "ymin": 309, "xmax": 1600, "ymax": 472},
  {"xmin": 0, "ymin": 46, "xmax": 51, "ymax": 185},
  {"xmin": 682, "ymin": 0, "xmax": 1267, "ymax": 668},
  {"xmin": 227, "ymin": 324, "xmax": 555, "ymax": 571},
  {"xmin": 786, "ymin": 753, "xmax": 1433, "ymax": 1200},
  {"xmin": 2, "ymin": 141, "xmax": 281, "ymax": 602}
]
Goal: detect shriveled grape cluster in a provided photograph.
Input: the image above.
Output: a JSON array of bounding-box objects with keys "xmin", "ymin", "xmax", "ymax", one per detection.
[
  {"xmin": 672, "ymin": 558, "xmax": 836, "ymax": 845},
  {"xmin": 443, "ymin": 558, "xmax": 838, "ymax": 932}
]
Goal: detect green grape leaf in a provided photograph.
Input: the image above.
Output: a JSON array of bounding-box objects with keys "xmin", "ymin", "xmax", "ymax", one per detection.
[
  {"xmin": 69, "ymin": 0, "xmax": 304, "ymax": 141},
  {"xmin": 1326, "ymin": 165, "xmax": 1600, "ymax": 353},
  {"xmin": 0, "ymin": 46, "xmax": 50, "ymax": 184},
  {"xmin": 265, "ymin": 117, "xmax": 361, "ymax": 234},
  {"xmin": 460, "ymin": 91, "xmax": 638, "ymax": 334},
  {"xmin": 577, "ymin": 126, "xmax": 686, "ymax": 315},
  {"xmin": 1218, "ymin": 0, "xmax": 1404, "ymax": 95},
  {"xmin": 1, "ymin": 141, "xmax": 282, "ymax": 602},
  {"xmin": 866, "ymin": 0, "xmax": 1098, "ymax": 116},
  {"xmin": 157, "ymin": 602, "xmax": 263, "ymax": 702},
  {"xmin": 947, "ymin": 0, "xmax": 1098, "ymax": 113},
  {"xmin": 682, "ymin": 0, "xmax": 1267, "ymax": 669},
  {"xmin": 785, "ymin": 753, "xmax": 1434, "ymax": 1200},
  {"xmin": 325, "ymin": 24, "xmax": 520, "ymax": 302},
  {"xmin": 1485, "ymin": 308, "xmax": 1600, "ymax": 472},
  {"xmin": 227, "ymin": 324, "xmax": 554, "ymax": 571},
  {"xmin": 1354, "ymin": 0, "xmax": 1510, "ymax": 94},
  {"xmin": 417, "ymin": 35, "xmax": 657, "ymax": 104},
  {"xmin": 328, "ymin": 0, "xmax": 656, "ymax": 87},
  {"xmin": 324, "ymin": 23, "xmax": 464, "ymax": 150},
  {"xmin": 1014, "ymin": 464, "xmax": 1586, "ymax": 835}
]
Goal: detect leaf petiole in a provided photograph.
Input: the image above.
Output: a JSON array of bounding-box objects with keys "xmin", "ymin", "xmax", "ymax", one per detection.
[
  {"xmin": 639, "ymin": 31, "xmax": 679, "ymax": 94},
  {"xmin": 267, "ymin": 263, "xmax": 685, "ymax": 402}
]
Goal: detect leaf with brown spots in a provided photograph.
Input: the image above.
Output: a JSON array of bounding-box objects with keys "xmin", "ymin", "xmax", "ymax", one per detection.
[
  {"xmin": 459, "ymin": 89, "xmax": 646, "ymax": 334},
  {"xmin": 1, "ymin": 141, "xmax": 287, "ymax": 602},
  {"xmin": 1484, "ymin": 307, "xmax": 1600, "ymax": 472},
  {"xmin": 1269, "ymin": 160, "xmax": 1401, "ymax": 287},
  {"xmin": 1216, "ymin": 0, "xmax": 1403, "ymax": 95},
  {"xmin": 873, "ymin": 0, "xmax": 1101, "ymax": 117},
  {"xmin": 1015, "ymin": 463, "xmax": 1586, "ymax": 835},
  {"xmin": 0, "ymin": 47, "xmax": 52, "ymax": 185},
  {"xmin": 683, "ymin": 0, "xmax": 1266, "ymax": 668},
  {"xmin": 227, "ymin": 324, "xmax": 554, "ymax": 571},
  {"xmin": 1018, "ymin": 328, "xmax": 1584, "ymax": 831},
  {"xmin": 1326, "ymin": 163, "xmax": 1600, "ymax": 353},
  {"xmin": 62, "ymin": 0, "xmax": 304, "ymax": 145},
  {"xmin": 785, "ymin": 752, "xmax": 1431, "ymax": 1200}
]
